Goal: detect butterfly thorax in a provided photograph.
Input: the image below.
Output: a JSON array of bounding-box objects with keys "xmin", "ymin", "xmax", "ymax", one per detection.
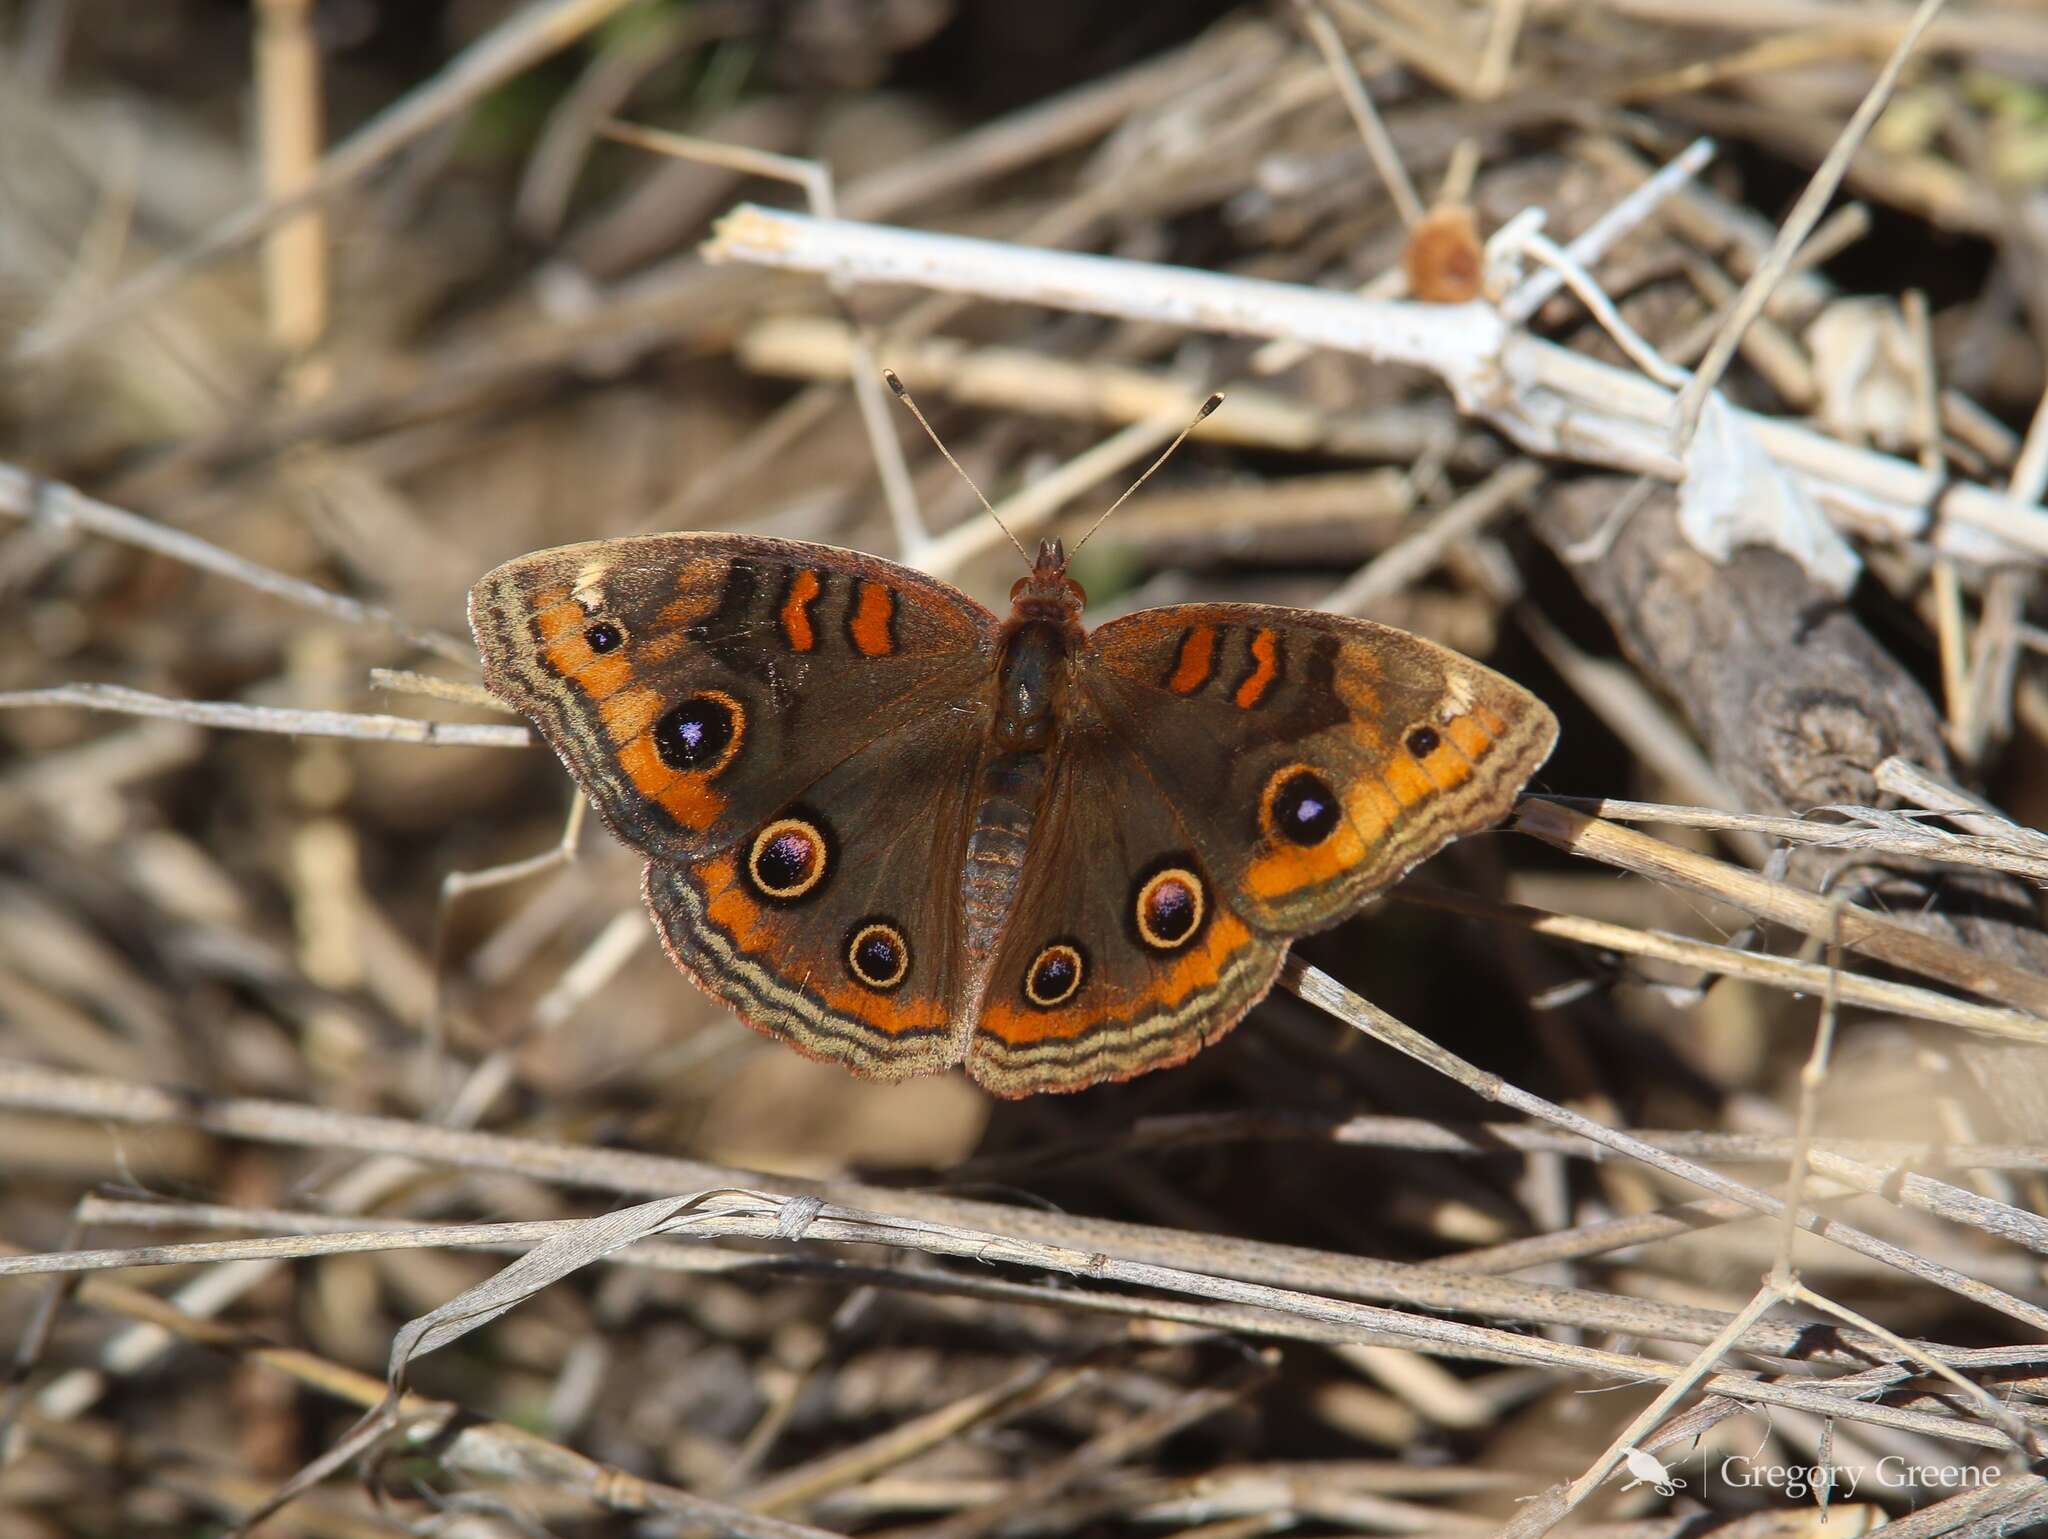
[
  {"xmin": 992, "ymin": 538, "xmax": 1086, "ymax": 752},
  {"xmin": 960, "ymin": 540, "xmax": 1088, "ymax": 970}
]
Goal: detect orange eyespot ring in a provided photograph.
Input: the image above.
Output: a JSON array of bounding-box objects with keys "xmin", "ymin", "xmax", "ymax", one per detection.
[
  {"xmin": 846, "ymin": 921, "xmax": 910, "ymax": 991},
  {"xmin": 748, "ymin": 816, "xmax": 829, "ymax": 900},
  {"xmin": 1135, "ymin": 867, "xmax": 1204, "ymax": 952},
  {"xmin": 1023, "ymin": 943, "xmax": 1085, "ymax": 1008}
]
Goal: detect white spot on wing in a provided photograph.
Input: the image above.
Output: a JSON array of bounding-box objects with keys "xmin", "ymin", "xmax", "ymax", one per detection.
[
  {"xmin": 572, "ymin": 559, "xmax": 610, "ymax": 612},
  {"xmin": 1439, "ymin": 672, "xmax": 1476, "ymax": 722}
]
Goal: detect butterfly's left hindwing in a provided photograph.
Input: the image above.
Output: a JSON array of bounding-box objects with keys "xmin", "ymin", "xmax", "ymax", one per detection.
[{"xmin": 644, "ymin": 708, "xmax": 987, "ymax": 1081}]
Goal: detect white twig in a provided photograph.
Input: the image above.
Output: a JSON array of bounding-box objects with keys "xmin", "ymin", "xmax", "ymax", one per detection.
[
  {"xmin": 0, "ymin": 684, "xmax": 531, "ymax": 749},
  {"xmin": 0, "ymin": 464, "xmax": 473, "ymax": 663},
  {"xmin": 1510, "ymin": 229, "xmax": 1688, "ymax": 388},
  {"xmin": 1501, "ymin": 136, "xmax": 1716, "ymax": 324},
  {"xmin": 704, "ymin": 204, "xmax": 2048, "ymax": 563}
]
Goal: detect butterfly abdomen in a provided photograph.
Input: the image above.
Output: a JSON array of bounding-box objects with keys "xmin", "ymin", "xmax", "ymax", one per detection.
[{"xmin": 961, "ymin": 749, "xmax": 1049, "ymax": 970}]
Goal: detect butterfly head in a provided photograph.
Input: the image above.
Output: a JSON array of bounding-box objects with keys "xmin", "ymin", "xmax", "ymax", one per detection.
[{"xmin": 1009, "ymin": 537, "xmax": 1087, "ymax": 623}]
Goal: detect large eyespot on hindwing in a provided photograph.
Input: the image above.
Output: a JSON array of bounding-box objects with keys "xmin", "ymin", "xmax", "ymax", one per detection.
[
  {"xmin": 1260, "ymin": 764, "xmax": 1341, "ymax": 847},
  {"xmin": 846, "ymin": 919, "xmax": 911, "ymax": 992},
  {"xmin": 746, "ymin": 813, "xmax": 832, "ymax": 903},
  {"xmin": 653, "ymin": 690, "xmax": 744, "ymax": 776},
  {"xmin": 1131, "ymin": 855, "xmax": 1209, "ymax": 954},
  {"xmin": 1021, "ymin": 941, "xmax": 1086, "ymax": 1008}
]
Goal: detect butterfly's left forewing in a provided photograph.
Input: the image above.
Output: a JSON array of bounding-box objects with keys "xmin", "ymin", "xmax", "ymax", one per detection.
[{"xmin": 470, "ymin": 534, "xmax": 999, "ymax": 865}]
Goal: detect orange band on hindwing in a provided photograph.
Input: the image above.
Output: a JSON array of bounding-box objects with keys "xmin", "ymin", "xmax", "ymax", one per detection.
[
  {"xmin": 848, "ymin": 581, "xmax": 897, "ymax": 657},
  {"xmin": 692, "ymin": 855, "xmax": 947, "ymax": 1037},
  {"xmin": 978, "ymin": 910, "xmax": 1258, "ymax": 1048}
]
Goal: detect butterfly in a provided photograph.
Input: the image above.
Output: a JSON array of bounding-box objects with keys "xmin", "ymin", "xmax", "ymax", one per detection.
[{"xmin": 469, "ymin": 532, "xmax": 1556, "ymax": 1096}]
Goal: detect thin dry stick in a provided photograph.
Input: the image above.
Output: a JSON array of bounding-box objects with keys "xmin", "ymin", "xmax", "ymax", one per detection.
[
  {"xmin": 894, "ymin": 1357, "xmax": 1275, "ymax": 1539},
  {"xmin": 1534, "ymin": 918, "xmax": 1862, "ymax": 1535},
  {"xmin": 1294, "ymin": 0, "xmax": 1425, "ymax": 227},
  {"xmin": 1482, "ymin": 910, "xmax": 2034, "ymax": 1536},
  {"xmin": 2009, "ymin": 374, "xmax": 2048, "ymax": 507},
  {"xmin": 0, "ymin": 685, "xmax": 531, "ymax": 749},
  {"xmin": 1, "ymin": 1058, "xmax": 2017, "ymax": 1374},
  {"xmin": 16, "ymin": 1196, "xmax": 2035, "ymax": 1451},
  {"xmin": 1399, "ymin": 884, "xmax": 2048, "ymax": 1040},
  {"xmin": 0, "ymin": 466, "xmax": 472, "ymax": 662},
  {"xmin": 958, "ymin": 1108, "xmax": 2048, "ymax": 1179},
  {"xmin": 1282, "ymin": 960, "xmax": 2048, "ymax": 1337},
  {"xmin": 1500, "ymin": 137, "xmax": 1717, "ymax": 325},
  {"xmin": 10, "ymin": 0, "xmax": 643, "ymax": 364},
  {"xmin": 598, "ymin": 120, "xmax": 926, "ymax": 558},
  {"xmin": 1874, "ymin": 756, "xmax": 2048, "ymax": 852},
  {"xmin": 1319, "ymin": 460, "xmax": 1543, "ymax": 613},
  {"xmin": 1474, "ymin": 0, "xmax": 1527, "ymax": 97},
  {"xmin": 739, "ymin": 315, "xmax": 1456, "ymax": 463},
  {"xmin": 368, "ymin": 668, "xmax": 508, "ymax": 713},
  {"xmin": 1439, "ymin": 1194, "xmax": 1790, "ymax": 1276},
  {"xmin": 1548, "ymin": 793, "xmax": 2048, "ymax": 880},
  {"xmin": 737, "ymin": 1362, "xmax": 1098, "ymax": 1516},
  {"xmin": 1671, "ymin": 0, "xmax": 1949, "ymax": 447},
  {"xmin": 1516, "ymin": 798, "xmax": 2048, "ymax": 1018},
  {"xmin": 66, "ymin": 1194, "xmax": 2048, "ymax": 1408},
  {"xmin": 1767, "ymin": 923, "xmax": 2046, "ymax": 1456},
  {"xmin": 254, "ymin": 0, "xmax": 326, "ymax": 354},
  {"xmin": 1518, "ymin": 1287, "xmax": 1785, "ymax": 1538},
  {"xmin": 1509, "ymin": 229, "xmax": 1688, "ymax": 388}
]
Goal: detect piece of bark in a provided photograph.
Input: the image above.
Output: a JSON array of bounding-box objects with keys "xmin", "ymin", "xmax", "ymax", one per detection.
[{"xmin": 1533, "ymin": 480, "xmax": 2048, "ymax": 1133}]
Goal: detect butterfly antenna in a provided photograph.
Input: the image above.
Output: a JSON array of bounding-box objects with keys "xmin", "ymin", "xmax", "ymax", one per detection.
[
  {"xmin": 883, "ymin": 370, "xmax": 1029, "ymax": 562},
  {"xmin": 1071, "ymin": 392, "xmax": 1225, "ymax": 553}
]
